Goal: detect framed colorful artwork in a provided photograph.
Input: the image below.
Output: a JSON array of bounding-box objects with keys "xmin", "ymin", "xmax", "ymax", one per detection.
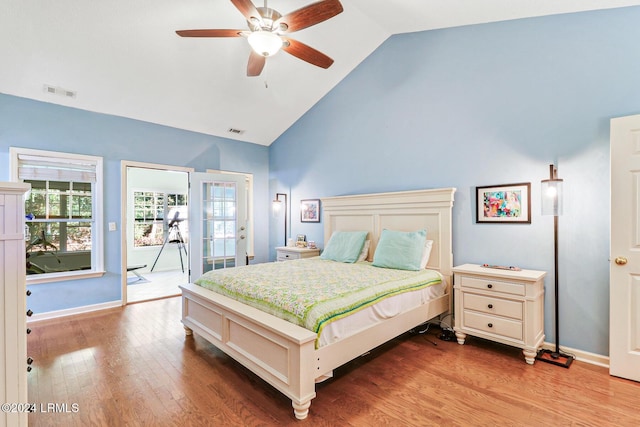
[
  {"xmin": 476, "ymin": 183, "xmax": 531, "ymax": 224},
  {"xmin": 300, "ymin": 199, "xmax": 320, "ymax": 223}
]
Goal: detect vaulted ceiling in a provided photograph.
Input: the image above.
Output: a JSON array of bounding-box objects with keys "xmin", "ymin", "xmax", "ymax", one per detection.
[{"xmin": 2, "ymin": 0, "xmax": 639, "ymax": 146}]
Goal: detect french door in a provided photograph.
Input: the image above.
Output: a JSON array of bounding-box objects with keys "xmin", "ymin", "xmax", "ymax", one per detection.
[{"xmin": 188, "ymin": 172, "xmax": 247, "ymax": 281}]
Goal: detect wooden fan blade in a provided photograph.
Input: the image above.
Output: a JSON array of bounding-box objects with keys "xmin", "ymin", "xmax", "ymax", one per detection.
[
  {"xmin": 247, "ymin": 51, "xmax": 266, "ymax": 76},
  {"xmin": 274, "ymin": 0, "xmax": 343, "ymax": 33},
  {"xmin": 231, "ymin": 0, "xmax": 261, "ymax": 22},
  {"xmin": 282, "ymin": 38, "xmax": 334, "ymax": 69},
  {"xmin": 176, "ymin": 29, "xmax": 244, "ymax": 37}
]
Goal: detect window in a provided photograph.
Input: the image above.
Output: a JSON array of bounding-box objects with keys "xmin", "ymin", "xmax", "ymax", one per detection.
[
  {"xmin": 133, "ymin": 191, "xmax": 187, "ymax": 247},
  {"xmin": 10, "ymin": 147, "xmax": 104, "ymax": 283}
]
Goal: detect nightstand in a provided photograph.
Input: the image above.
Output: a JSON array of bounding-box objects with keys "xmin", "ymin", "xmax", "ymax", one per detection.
[
  {"xmin": 276, "ymin": 246, "xmax": 320, "ymax": 262},
  {"xmin": 453, "ymin": 263, "xmax": 546, "ymax": 365}
]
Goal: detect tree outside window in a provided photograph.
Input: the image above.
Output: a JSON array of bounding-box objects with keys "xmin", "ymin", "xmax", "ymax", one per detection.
[{"xmin": 133, "ymin": 191, "xmax": 187, "ymax": 247}]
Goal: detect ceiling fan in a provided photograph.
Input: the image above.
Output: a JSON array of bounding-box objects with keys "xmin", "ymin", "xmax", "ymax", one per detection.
[{"xmin": 176, "ymin": 0, "xmax": 344, "ymax": 77}]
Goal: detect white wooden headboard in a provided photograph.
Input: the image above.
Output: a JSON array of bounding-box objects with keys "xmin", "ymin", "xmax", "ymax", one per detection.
[{"xmin": 321, "ymin": 188, "xmax": 456, "ymax": 286}]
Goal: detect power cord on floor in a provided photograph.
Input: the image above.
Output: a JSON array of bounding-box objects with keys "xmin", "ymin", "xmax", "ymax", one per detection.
[
  {"xmin": 412, "ymin": 317, "xmax": 457, "ymax": 345},
  {"xmin": 413, "ymin": 322, "xmax": 438, "ymax": 346}
]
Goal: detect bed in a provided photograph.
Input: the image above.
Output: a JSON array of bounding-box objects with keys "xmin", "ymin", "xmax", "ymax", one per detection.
[{"xmin": 179, "ymin": 187, "xmax": 456, "ymax": 419}]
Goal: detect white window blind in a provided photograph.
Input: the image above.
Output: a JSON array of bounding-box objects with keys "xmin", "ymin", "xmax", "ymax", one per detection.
[{"xmin": 17, "ymin": 154, "xmax": 97, "ymax": 182}]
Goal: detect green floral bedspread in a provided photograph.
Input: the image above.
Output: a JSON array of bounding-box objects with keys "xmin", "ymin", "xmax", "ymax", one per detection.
[{"xmin": 194, "ymin": 258, "xmax": 442, "ymax": 344}]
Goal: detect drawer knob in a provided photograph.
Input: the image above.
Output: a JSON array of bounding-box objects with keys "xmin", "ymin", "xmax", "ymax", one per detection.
[
  {"xmin": 487, "ymin": 284, "xmax": 493, "ymax": 289},
  {"xmin": 487, "ymin": 304, "xmax": 493, "ymax": 309},
  {"xmin": 488, "ymin": 323, "xmax": 493, "ymax": 328}
]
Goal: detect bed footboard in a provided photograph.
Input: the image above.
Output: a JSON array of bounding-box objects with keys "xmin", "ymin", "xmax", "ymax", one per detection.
[{"xmin": 180, "ymin": 283, "xmax": 318, "ymax": 419}]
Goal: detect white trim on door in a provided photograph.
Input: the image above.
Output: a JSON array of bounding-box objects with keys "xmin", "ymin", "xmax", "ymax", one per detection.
[{"xmin": 120, "ymin": 161, "xmax": 194, "ymax": 305}]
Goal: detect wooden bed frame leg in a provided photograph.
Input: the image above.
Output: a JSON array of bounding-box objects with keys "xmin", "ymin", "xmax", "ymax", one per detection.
[
  {"xmin": 292, "ymin": 400, "xmax": 311, "ymax": 420},
  {"xmin": 183, "ymin": 325, "xmax": 193, "ymax": 336}
]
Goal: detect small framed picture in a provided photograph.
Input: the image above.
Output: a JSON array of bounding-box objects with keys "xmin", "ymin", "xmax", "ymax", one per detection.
[
  {"xmin": 476, "ymin": 182, "xmax": 531, "ymax": 224},
  {"xmin": 296, "ymin": 234, "xmax": 307, "ymax": 248},
  {"xmin": 300, "ymin": 199, "xmax": 320, "ymax": 223}
]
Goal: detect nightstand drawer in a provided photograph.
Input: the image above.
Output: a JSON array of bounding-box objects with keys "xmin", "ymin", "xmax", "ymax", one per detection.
[
  {"xmin": 460, "ymin": 276, "xmax": 525, "ymax": 296},
  {"xmin": 276, "ymin": 247, "xmax": 320, "ymax": 262},
  {"xmin": 462, "ymin": 311, "xmax": 523, "ymax": 341},
  {"xmin": 463, "ymin": 293, "xmax": 523, "ymax": 320}
]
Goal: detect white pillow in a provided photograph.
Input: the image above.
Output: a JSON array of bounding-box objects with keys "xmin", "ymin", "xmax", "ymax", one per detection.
[
  {"xmin": 420, "ymin": 240, "xmax": 434, "ymax": 269},
  {"xmin": 357, "ymin": 240, "xmax": 371, "ymax": 262}
]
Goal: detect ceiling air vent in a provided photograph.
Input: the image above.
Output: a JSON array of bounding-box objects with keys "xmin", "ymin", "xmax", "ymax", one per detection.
[
  {"xmin": 43, "ymin": 84, "xmax": 77, "ymax": 99},
  {"xmin": 227, "ymin": 128, "xmax": 244, "ymax": 135}
]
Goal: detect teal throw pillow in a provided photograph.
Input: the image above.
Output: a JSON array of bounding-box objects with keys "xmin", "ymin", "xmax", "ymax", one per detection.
[
  {"xmin": 320, "ymin": 231, "xmax": 368, "ymax": 263},
  {"xmin": 373, "ymin": 229, "xmax": 427, "ymax": 271}
]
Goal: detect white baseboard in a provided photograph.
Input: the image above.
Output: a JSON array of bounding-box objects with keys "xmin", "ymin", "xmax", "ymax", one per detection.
[
  {"xmin": 541, "ymin": 341, "xmax": 609, "ymax": 368},
  {"xmin": 27, "ymin": 300, "xmax": 123, "ymax": 324}
]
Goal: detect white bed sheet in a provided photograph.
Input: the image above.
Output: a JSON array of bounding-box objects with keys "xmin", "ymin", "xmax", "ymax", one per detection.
[{"xmin": 317, "ymin": 273, "xmax": 446, "ymax": 347}]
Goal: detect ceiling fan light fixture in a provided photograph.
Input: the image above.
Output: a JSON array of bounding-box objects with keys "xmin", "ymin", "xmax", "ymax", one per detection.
[{"xmin": 248, "ymin": 31, "xmax": 282, "ymax": 57}]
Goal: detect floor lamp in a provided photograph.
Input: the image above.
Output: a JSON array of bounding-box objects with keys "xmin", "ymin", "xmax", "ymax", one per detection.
[
  {"xmin": 272, "ymin": 193, "xmax": 288, "ymax": 247},
  {"xmin": 536, "ymin": 164, "xmax": 574, "ymax": 368}
]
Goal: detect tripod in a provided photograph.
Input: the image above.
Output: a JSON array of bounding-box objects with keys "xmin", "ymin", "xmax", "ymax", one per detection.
[{"xmin": 151, "ymin": 218, "xmax": 187, "ymax": 273}]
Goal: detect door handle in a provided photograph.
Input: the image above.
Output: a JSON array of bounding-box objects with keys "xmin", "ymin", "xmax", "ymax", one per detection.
[{"xmin": 615, "ymin": 257, "xmax": 628, "ymax": 266}]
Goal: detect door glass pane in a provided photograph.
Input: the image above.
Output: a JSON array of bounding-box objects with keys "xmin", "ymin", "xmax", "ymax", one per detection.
[{"xmin": 202, "ymin": 181, "xmax": 237, "ymax": 272}]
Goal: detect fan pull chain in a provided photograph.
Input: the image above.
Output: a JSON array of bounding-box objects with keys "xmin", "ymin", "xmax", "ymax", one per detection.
[{"xmin": 263, "ymin": 65, "xmax": 269, "ymax": 89}]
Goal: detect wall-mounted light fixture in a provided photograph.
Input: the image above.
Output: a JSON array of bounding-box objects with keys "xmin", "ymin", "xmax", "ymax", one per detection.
[
  {"xmin": 537, "ymin": 164, "xmax": 573, "ymax": 368},
  {"xmin": 272, "ymin": 193, "xmax": 288, "ymax": 247}
]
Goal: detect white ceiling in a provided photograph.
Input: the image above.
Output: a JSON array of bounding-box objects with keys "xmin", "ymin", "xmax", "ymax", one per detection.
[{"xmin": 2, "ymin": 0, "xmax": 639, "ymax": 146}]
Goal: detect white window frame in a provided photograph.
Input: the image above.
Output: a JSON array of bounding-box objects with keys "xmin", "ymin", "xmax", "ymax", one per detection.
[
  {"xmin": 131, "ymin": 189, "xmax": 188, "ymax": 248},
  {"xmin": 10, "ymin": 147, "xmax": 105, "ymax": 284}
]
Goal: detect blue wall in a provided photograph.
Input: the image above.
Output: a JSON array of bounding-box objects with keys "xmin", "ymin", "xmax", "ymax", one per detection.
[
  {"xmin": 3, "ymin": 6, "xmax": 639, "ymax": 357},
  {"xmin": 0, "ymin": 94, "xmax": 270, "ymax": 313},
  {"xmin": 269, "ymin": 7, "xmax": 640, "ymax": 356}
]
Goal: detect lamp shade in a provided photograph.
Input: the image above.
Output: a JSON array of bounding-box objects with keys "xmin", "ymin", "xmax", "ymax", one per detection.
[
  {"xmin": 248, "ymin": 31, "xmax": 282, "ymax": 57},
  {"xmin": 273, "ymin": 193, "xmax": 288, "ymax": 247},
  {"xmin": 541, "ymin": 164, "xmax": 563, "ymax": 216},
  {"xmin": 272, "ymin": 198, "xmax": 282, "ymax": 215}
]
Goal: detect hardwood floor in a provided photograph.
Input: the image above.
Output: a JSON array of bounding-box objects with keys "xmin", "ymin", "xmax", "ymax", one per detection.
[{"xmin": 27, "ymin": 297, "xmax": 638, "ymax": 426}]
